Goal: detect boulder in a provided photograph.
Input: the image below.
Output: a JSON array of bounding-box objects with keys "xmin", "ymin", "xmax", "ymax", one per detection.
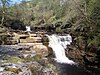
[
  {"xmin": 18, "ymin": 50, "xmax": 36, "ymax": 58},
  {"xmin": 31, "ymin": 44, "xmax": 48, "ymax": 57},
  {"xmin": 27, "ymin": 61, "xmax": 58, "ymax": 75}
]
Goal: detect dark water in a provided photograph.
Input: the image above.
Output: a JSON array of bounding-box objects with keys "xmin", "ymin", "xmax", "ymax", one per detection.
[
  {"xmin": 0, "ymin": 46, "xmax": 21, "ymax": 61},
  {"xmin": 54, "ymin": 62, "xmax": 100, "ymax": 75},
  {"xmin": 47, "ymin": 34, "xmax": 100, "ymax": 75},
  {"xmin": 0, "ymin": 46, "xmax": 100, "ymax": 75}
]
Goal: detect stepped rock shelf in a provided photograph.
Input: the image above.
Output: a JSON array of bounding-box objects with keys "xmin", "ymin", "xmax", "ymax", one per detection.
[
  {"xmin": 0, "ymin": 31, "xmax": 57, "ymax": 75},
  {"xmin": 6, "ymin": 31, "xmax": 46, "ymax": 44},
  {"xmin": 1, "ymin": 31, "xmax": 48, "ymax": 58}
]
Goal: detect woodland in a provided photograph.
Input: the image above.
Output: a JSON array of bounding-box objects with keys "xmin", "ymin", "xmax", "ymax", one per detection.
[{"xmin": 0, "ymin": 0, "xmax": 100, "ymax": 74}]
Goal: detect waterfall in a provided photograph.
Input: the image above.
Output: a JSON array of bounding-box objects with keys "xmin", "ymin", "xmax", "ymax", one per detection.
[
  {"xmin": 26, "ymin": 26, "xmax": 31, "ymax": 32},
  {"xmin": 47, "ymin": 34, "xmax": 75, "ymax": 64}
]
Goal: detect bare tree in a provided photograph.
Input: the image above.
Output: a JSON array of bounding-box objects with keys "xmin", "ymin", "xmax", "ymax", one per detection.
[{"xmin": 0, "ymin": 0, "xmax": 10, "ymax": 26}]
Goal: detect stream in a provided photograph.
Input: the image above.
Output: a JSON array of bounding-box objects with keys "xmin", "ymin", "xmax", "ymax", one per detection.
[
  {"xmin": 0, "ymin": 33, "xmax": 100, "ymax": 75},
  {"xmin": 47, "ymin": 34, "xmax": 99, "ymax": 75}
]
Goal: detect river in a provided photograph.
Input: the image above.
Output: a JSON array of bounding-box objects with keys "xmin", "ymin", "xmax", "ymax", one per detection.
[{"xmin": 47, "ymin": 34, "xmax": 100, "ymax": 75}]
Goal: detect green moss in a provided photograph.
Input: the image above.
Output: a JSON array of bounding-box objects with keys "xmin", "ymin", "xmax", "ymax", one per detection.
[
  {"xmin": 23, "ymin": 57, "xmax": 35, "ymax": 62},
  {"xmin": 0, "ymin": 27, "xmax": 6, "ymax": 33},
  {"xmin": 56, "ymin": 27, "xmax": 65, "ymax": 33},
  {"xmin": 4, "ymin": 56, "xmax": 23, "ymax": 64}
]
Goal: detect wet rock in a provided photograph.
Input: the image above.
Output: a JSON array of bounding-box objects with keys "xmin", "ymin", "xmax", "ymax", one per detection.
[
  {"xmin": 0, "ymin": 46, "xmax": 20, "ymax": 57},
  {"xmin": 66, "ymin": 45, "xmax": 99, "ymax": 68},
  {"xmin": 31, "ymin": 44, "xmax": 48, "ymax": 57},
  {"xmin": 27, "ymin": 60, "xmax": 58, "ymax": 75},
  {"xmin": 0, "ymin": 63, "xmax": 32, "ymax": 75},
  {"xmin": 18, "ymin": 50, "xmax": 36, "ymax": 58},
  {"xmin": 4, "ymin": 56, "xmax": 23, "ymax": 64},
  {"xmin": 0, "ymin": 67, "xmax": 5, "ymax": 72},
  {"xmin": 0, "ymin": 71, "xmax": 16, "ymax": 75},
  {"xmin": 66, "ymin": 45, "xmax": 85, "ymax": 64},
  {"xmin": 0, "ymin": 41, "xmax": 57, "ymax": 75},
  {"xmin": 5, "ymin": 67, "xmax": 22, "ymax": 74}
]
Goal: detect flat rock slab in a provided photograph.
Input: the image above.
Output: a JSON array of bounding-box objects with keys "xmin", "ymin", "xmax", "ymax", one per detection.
[{"xmin": 0, "ymin": 63, "xmax": 32, "ymax": 75}]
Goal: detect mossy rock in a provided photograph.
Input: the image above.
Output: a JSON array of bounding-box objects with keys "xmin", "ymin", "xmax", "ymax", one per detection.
[
  {"xmin": 0, "ymin": 27, "xmax": 6, "ymax": 33},
  {"xmin": 4, "ymin": 56, "xmax": 23, "ymax": 64},
  {"xmin": 34, "ymin": 55, "xmax": 42, "ymax": 61},
  {"xmin": 56, "ymin": 27, "xmax": 65, "ymax": 33},
  {"xmin": 5, "ymin": 67, "xmax": 22, "ymax": 74},
  {"xmin": 23, "ymin": 57, "xmax": 35, "ymax": 62}
]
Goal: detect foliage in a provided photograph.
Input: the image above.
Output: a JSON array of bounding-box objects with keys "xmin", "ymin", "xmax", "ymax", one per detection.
[
  {"xmin": 0, "ymin": 0, "xmax": 11, "ymax": 26},
  {"xmin": 0, "ymin": 0, "xmax": 99, "ymax": 52},
  {"xmin": 0, "ymin": 0, "xmax": 82, "ymax": 26},
  {"xmin": 72, "ymin": 0, "xmax": 100, "ymax": 51},
  {"xmin": 86, "ymin": 0, "xmax": 100, "ymax": 51}
]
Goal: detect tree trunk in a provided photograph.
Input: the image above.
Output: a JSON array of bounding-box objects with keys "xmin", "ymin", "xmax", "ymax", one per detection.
[{"xmin": 1, "ymin": 12, "xmax": 5, "ymax": 27}]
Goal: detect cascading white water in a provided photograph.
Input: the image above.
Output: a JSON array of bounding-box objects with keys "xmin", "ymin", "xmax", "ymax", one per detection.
[
  {"xmin": 26, "ymin": 26, "xmax": 31, "ymax": 32},
  {"xmin": 47, "ymin": 34, "xmax": 75, "ymax": 64}
]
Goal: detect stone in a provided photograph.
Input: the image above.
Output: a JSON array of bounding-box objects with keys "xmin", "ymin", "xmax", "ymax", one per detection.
[
  {"xmin": 18, "ymin": 50, "xmax": 36, "ymax": 58},
  {"xmin": 4, "ymin": 56, "xmax": 23, "ymax": 64},
  {"xmin": 0, "ymin": 63, "xmax": 32, "ymax": 75},
  {"xmin": 20, "ymin": 38, "xmax": 34, "ymax": 43},
  {"xmin": 0, "ymin": 67, "xmax": 5, "ymax": 72},
  {"xmin": 5, "ymin": 67, "xmax": 22, "ymax": 74},
  {"xmin": 31, "ymin": 44, "xmax": 48, "ymax": 57},
  {"xmin": 27, "ymin": 61, "xmax": 58, "ymax": 75}
]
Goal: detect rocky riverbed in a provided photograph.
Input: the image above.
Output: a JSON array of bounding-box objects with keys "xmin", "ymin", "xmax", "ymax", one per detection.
[
  {"xmin": 0, "ymin": 44, "xmax": 58, "ymax": 75},
  {"xmin": 0, "ymin": 32, "xmax": 100, "ymax": 75}
]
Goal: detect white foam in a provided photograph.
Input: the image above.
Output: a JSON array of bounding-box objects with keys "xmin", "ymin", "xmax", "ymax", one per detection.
[
  {"xmin": 47, "ymin": 34, "xmax": 75, "ymax": 64},
  {"xmin": 26, "ymin": 26, "xmax": 31, "ymax": 32}
]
